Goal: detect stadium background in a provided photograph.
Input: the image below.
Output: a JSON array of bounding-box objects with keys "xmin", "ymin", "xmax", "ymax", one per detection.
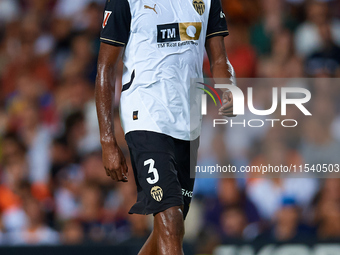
[{"xmin": 0, "ymin": 0, "xmax": 340, "ymax": 254}]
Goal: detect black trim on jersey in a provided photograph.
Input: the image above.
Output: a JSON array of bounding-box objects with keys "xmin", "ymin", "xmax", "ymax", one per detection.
[
  {"xmin": 206, "ymin": 0, "xmax": 229, "ymax": 39},
  {"xmin": 122, "ymin": 70, "xmax": 135, "ymax": 92},
  {"xmin": 100, "ymin": 0, "xmax": 131, "ymax": 47}
]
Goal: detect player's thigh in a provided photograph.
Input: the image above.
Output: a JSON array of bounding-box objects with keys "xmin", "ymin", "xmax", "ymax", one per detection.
[
  {"xmin": 137, "ymin": 151, "xmax": 182, "ymax": 205},
  {"xmin": 126, "ymin": 131, "xmax": 184, "ymax": 214},
  {"xmin": 174, "ymin": 137, "xmax": 199, "ymax": 218}
]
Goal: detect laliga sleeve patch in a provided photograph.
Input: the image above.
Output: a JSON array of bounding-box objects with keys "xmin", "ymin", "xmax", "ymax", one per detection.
[
  {"xmin": 100, "ymin": 0, "xmax": 131, "ymax": 46},
  {"xmin": 102, "ymin": 10, "xmax": 112, "ymax": 28}
]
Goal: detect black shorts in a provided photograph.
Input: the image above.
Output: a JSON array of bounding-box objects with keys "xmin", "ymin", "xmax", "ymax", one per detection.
[{"xmin": 125, "ymin": 131, "xmax": 199, "ymax": 219}]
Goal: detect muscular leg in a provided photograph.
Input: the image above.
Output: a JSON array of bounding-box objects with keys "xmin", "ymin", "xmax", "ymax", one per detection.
[
  {"xmin": 138, "ymin": 229, "xmax": 158, "ymax": 255},
  {"xmin": 138, "ymin": 205, "xmax": 185, "ymax": 255},
  {"xmin": 154, "ymin": 206, "xmax": 185, "ymax": 255}
]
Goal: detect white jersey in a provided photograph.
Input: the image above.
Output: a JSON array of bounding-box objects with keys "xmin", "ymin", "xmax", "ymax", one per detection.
[{"xmin": 100, "ymin": 0, "xmax": 229, "ymax": 140}]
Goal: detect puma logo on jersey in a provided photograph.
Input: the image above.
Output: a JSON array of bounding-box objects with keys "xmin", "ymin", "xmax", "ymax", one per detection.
[
  {"xmin": 102, "ymin": 10, "xmax": 112, "ymax": 28},
  {"xmin": 144, "ymin": 4, "xmax": 157, "ymax": 14}
]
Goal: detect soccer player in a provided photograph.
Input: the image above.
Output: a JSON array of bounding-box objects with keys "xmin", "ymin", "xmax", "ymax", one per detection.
[{"xmin": 95, "ymin": 0, "xmax": 235, "ymax": 254}]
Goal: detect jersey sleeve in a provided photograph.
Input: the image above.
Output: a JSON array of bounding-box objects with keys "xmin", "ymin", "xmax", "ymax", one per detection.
[
  {"xmin": 206, "ymin": 0, "xmax": 229, "ymax": 39},
  {"xmin": 100, "ymin": 0, "xmax": 131, "ymax": 47}
]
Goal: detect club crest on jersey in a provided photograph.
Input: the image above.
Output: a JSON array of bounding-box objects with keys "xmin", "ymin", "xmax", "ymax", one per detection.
[
  {"xmin": 193, "ymin": 0, "xmax": 205, "ymax": 15},
  {"xmin": 151, "ymin": 186, "xmax": 163, "ymax": 202},
  {"xmin": 102, "ymin": 11, "xmax": 112, "ymax": 28}
]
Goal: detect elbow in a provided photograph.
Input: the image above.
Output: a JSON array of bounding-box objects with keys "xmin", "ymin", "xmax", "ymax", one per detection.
[
  {"xmin": 210, "ymin": 57, "xmax": 229, "ymax": 76},
  {"xmin": 96, "ymin": 63, "xmax": 115, "ymax": 86},
  {"xmin": 97, "ymin": 63, "xmax": 111, "ymax": 78},
  {"xmin": 96, "ymin": 57, "xmax": 117, "ymax": 77},
  {"xmin": 211, "ymin": 57, "xmax": 226, "ymax": 70}
]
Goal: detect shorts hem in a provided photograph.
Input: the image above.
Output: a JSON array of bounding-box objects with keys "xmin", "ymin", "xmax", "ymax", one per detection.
[{"xmin": 128, "ymin": 202, "xmax": 184, "ymax": 216}]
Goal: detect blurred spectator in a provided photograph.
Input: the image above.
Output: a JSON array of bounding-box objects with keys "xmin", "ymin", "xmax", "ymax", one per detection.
[
  {"xmin": 306, "ymin": 22, "xmax": 340, "ymax": 76},
  {"xmin": 1, "ymin": 40, "xmax": 54, "ymax": 99},
  {"xmin": 250, "ymin": 0, "xmax": 298, "ymax": 56},
  {"xmin": 0, "ymin": 0, "xmax": 20, "ymax": 23},
  {"xmin": 0, "ymin": 133, "xmax": 29, "ymax": 232},
  {"xmin": 53, "ymin": 157, "xmax": 82, "ymax": 221},
  {"xmin": 256, "ymin": 197, "xmax": 316, "ymax": 242},
  {"xmin": 50, "ymin": 136, "xmax": 75, "ymax": 178},
  {"xmin": 6, "ymin": 74, "xmax": 56, "ymax": 129},
  {"xmin": 247, "ymin": 138, "xmax": 319, "ymax": 220},
  {"xmin": 75, "ymin": 181, "xmax": 132, "ymax": 244},
  {"xmin": 224, "ymin": 23, "xmax": 257, "ymax": 78},
  {"xmin": 314, "ymin": 179, "xmax": 340, "ymax": 240},
  {"xmin": 61, "ymin": 220, "xmax": 84, "ymax": 245},
  {"xmin": 6, "ymin": 198, "xmax": 59, "ymax": 245},
  {"xmin": 17, "ymin": 100, "xmax": 52, "ymax": 184},
  {"xmin": 220, "ymin": 205, "xmax": 249, "ymax": 242},
  {"xmin": 205, "ymin": 179, "xmax": 260, "ymax": 231},
  {"xmin": 62, "ymin": 110, "xmax": 100, "ymax": 157},
  {"xmin": 78, "ymin": 182, "xmax": 107, "ymax": 243},
  {"xmin": 295, "ymin": 1, "xmax": 340, "ymax": 57},
  {"xmin": 62, "ymin": 34, "xmax": 97, "ymax": 82},
  {"xmin": 54, "ymin": 77, "xmax": 93, "ymax": 116},
  {"xmin": 81, "ymin": 152, "xmax": 111, "ymax": 186},
  {"xmin": 125, "ymin": 214, "xmax": 150, "ymax": 242},
  {"xmin": 317, "ymin": 199, "xmax": 340, "ymax": 240},
  {"xmin": 300, "ymin": 113, "xmax": 340, "ymax": 166},
  {"xmin": 54, "ymin": 0, "xmax": 105, "ymax": 22},
  {"xmin": 258, "ymin": 29, "xmax": 303, "ymax": 77}
]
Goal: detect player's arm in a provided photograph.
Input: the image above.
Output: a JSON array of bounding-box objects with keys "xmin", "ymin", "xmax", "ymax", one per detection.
[
  {"xmin": 205, "ymin": 0, "xmax": 236, "ymax": 117},
  {"xmin": 95, "ymin": 0, "xmax": 131, "ymax": 182},
  {"xmin": 95, "ymin": 43, "xmax": 128, "ymax": 182},
  {"xmin": 206, "ymin": 36, "xmax": 235, "ymax": 117}
]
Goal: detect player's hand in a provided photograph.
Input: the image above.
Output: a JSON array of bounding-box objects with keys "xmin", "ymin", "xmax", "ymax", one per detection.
[
  {"xmin": 219, "ymin": 90, "xmax": 236, "ymax": 117},
  {"xmin": 101, "ymin": 143, "xmax": 128, "ymax": 182}
]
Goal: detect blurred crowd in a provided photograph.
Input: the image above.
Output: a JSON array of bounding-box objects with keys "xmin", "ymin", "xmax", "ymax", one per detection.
[{"xmin": 0, "ymin": 0, "xmax": 339, "ymax": 253}]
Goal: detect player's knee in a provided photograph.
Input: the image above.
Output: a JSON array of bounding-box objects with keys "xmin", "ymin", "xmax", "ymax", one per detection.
[{"xmin": 157, "ymin": 206, "xmax": 185, "ymax": 239}]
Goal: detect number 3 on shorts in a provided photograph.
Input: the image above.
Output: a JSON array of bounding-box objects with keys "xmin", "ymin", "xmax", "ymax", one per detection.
[{"xmin": 145, "ymin": 159, "xmax": 159, "ymax": 184}]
